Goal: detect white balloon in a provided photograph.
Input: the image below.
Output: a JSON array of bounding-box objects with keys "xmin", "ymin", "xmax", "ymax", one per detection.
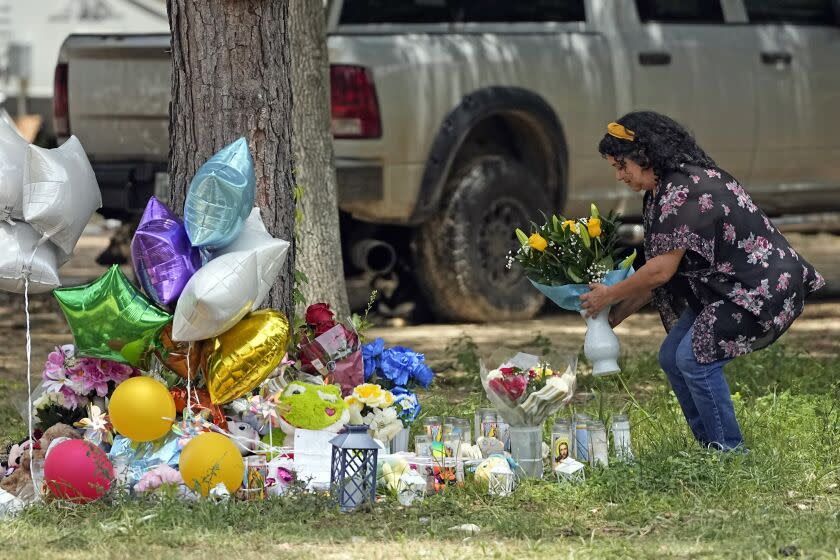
[
  {"xmin": 0, "ymin": 120, "xmax": 28, "ymax": 222},
  {"xmin": 22, "ymin": 135, "xmax": 102, "ymax": 256},
  {"xmin": 212, "ymin": 207, "xmax": 289, "ymax": 309},
  {"xmin": 172, "ymin": 251, "xmax": 259, "ymax": 342},
  {"xmin": 0, "ymin": 221, "xmax": 61, "ymax": 294}
]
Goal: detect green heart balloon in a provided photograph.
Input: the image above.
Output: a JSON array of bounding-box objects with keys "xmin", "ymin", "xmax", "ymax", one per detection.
[{"xmin": 54, "ymin": 265, "xmax": 172, "ymax": 365}]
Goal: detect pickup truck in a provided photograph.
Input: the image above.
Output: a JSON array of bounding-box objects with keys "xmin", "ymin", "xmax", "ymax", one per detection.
[{"xmin": 55, "ymin": 0, "xmax": 840, "ymax": 322}]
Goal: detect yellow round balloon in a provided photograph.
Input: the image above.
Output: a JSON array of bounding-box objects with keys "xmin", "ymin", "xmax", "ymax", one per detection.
[
  {"xmin": 179, "ymin": 432, "xmax": 245, "ymax": 496},
  {"xmin": 108, "ymin": 376, "xmax": 175, "ymax": 442},
  {"xmin": 205, "ymin": 309, "xmax": 290, "ymax": 404}
]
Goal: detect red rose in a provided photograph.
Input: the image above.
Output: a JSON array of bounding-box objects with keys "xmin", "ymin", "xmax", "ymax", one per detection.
[
  {"xmin": 305, "ymin": 303, "xmax": 335, "ymax": 327},
  {"xmin": 499, "ymin": 367, "xmax": 515, "ymax": 375},
  {"xmin": 314, "ymin": 320, "xmax": 338, "ymax": 337}
]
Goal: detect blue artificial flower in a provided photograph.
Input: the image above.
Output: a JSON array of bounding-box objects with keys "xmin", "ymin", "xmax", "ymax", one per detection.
[
  {"xmin": 361, "ymin": 338, "xmax": 385, "ymax": 382},
  {"xmin": 379, "ymin": 346, "xmax": 422, "ymax": 387},
  {"xmin": 410, "ymin": 362, "xmax": 435, "ymax": 389},
  {"xmin": 391, "ymin": 386, "xmax": 422, "ymax": 424}
]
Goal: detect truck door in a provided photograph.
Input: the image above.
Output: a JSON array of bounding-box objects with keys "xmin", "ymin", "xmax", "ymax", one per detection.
[
  {"xmin": 745, "ymin": 0, "xmax": 840, "ymax": 213},
  {"xmin": 619, "ymin": 0, "xmax": 757, "ymax": 180}
]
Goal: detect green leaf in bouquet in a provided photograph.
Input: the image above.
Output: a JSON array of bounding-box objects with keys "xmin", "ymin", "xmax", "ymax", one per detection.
[
  {"xmin": 591, "ymin": 203, "xmax": 600, "ymax": 218},
  {"xmin": 515, "ymin": 228, "xmax": 529, "ymax": 246},
  {"xmin": 578, "ymin": 224, "xmax": 591, "ymax": 248},
  {"xmin": 566, "ymin": 266, "xmax": 584, "ymax": 283},
  {"xmin": 621, "ymin": 248, "xmax": 637, "ymax": 270},
  {"xmin": 552, "ymin": 214, "xmax": 562, "ymax": 232},
  {"xmin": 597, "ymin": 255, "xmax": 615, "ymax": 270}
]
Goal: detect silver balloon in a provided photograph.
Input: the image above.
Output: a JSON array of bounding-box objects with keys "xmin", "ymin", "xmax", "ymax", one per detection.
[
  {"xmin": 0, "ymin": 119, "xmax": 28, "ymax": 222},
  {"xmin": 0, "ymin": 221, "xmax": 61, "ymax": 294},
  {"xmin": 172, "ymin": 251, "xmax": 259, "ymax": 342},
  {"xmin": 22, "ymin": 135, "xmax": 102, "ymax": 256},
  {"xmin": 211, "ymin": 207, "xmax": 289, "ymax": 309}
]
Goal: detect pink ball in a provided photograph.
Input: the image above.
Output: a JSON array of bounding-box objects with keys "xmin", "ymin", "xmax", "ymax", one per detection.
[{"xmin": 44, "ymin": 440, "xmax": 114, "ymax": 503}]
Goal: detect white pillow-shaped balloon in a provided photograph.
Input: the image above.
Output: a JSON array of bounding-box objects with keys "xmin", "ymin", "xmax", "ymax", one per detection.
[
  {"xmin": 212, "ymin": 207, "xmax": 289, "ymax": 309},
  {"xmin": 0, "ymin": 221, "xmax": 61, "ymax": 294},
  {"xmin": 22, "ymin": 135, "xmax": 102, "ymax": 256},
  {"xmin": 0, "ymin": 119, "xmax": 28, "ymax": 222},
  {"xmin": 172, "ymin": 251, "xmax": 259, "ymax": 342}
]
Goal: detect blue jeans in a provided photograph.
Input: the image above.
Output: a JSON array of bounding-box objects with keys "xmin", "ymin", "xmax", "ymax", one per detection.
[{"xmin": 659, "ymin": 310, "xmax": 744, "ymax": 450}]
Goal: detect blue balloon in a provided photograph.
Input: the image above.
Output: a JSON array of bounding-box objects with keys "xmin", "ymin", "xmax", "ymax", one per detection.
[{"xmin": 184, "ymin": 137, "xmax": 256, "ymax": 250}]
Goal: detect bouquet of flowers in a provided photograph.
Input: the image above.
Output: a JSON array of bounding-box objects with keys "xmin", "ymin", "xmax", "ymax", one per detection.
[
  {"xmin": 479, "ymin": 348, "xmax": 576, "ymax": 427},
  {"xmin": 344, "ymin": 383, "xmax": 404, "ymax": 443},
  {"xmin": 361, "ymin": 338, "xmax": 432, "ymax": 429},
  {"xmin": 512, "ymin": 204, "xmax": 635, "ymax": 301},
  {"xmin": 512, "ymin": 205, "xmax": 635, "ymax": 375},
  {"xmin": 297, "ymin": 302, "xmax": 363, "ymax": 396},
  {"xmin": 34, "ymin": 344, "xmax": 139, "ymax": 430}
]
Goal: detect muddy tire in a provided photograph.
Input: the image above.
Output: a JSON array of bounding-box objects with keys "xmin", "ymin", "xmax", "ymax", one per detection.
[{"xmin": 414, "ymin": 155, "xmax": 551, "ymax": 322}]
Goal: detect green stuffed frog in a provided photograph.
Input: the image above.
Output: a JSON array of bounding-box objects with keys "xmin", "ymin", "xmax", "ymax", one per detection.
[{"xmin": 272, "ymin": 381, "xmax": 349, "ymax": 446}]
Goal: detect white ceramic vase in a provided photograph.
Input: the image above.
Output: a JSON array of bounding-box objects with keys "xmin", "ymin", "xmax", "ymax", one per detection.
[{"xmin": 580, "ymin": 306, "xmax": 621, "ymax": 376}]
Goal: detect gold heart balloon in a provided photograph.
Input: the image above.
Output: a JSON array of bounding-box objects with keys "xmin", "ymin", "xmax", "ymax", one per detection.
[{"xmin": 205, "ymin": 309, "xmax": 290, "ymax": 404}]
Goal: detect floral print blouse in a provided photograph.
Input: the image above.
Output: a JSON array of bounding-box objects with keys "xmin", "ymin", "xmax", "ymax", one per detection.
[{"xmin": 643, "ymin": 164, "xmax": 825, "ymax": 363}]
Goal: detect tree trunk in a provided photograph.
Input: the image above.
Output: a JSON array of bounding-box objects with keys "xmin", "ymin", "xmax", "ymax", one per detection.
[
  {"xmin": 289, "ymin": 0, "xmax": 350, "ymax": 318},
  {"xmin": 167, "ymin": 0, "xmax": 296, "ymax": 319}
]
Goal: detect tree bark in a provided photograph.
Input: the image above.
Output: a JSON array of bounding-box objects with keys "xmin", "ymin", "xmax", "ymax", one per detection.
[
  {"xmin": 167, "ymin": 0, "xmax": 296, "ymax": 318},
  {"xmin": 289, "ymin": 0, "xmax": 350, "ymax": 318}
]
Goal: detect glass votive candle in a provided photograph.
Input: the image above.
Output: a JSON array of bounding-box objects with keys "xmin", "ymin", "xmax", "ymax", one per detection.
[
  {"xmin": 414, "ymin": 434, "xmax": 432, "ymax": 457},
  {"xmin": 422, "ymin": 416, "xmax": 442, "ymax": 441}
]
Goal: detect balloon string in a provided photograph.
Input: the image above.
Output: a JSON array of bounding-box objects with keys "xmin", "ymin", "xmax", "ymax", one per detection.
[
  {"xmin": 185, "ymin": 341, "xmax": 193, "ymax": 422},
  {"xmin": 24, "ymin": 274, "xmax": 36, "ymax": 499}
]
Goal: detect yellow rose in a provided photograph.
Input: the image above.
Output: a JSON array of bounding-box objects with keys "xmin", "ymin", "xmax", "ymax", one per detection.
[
  {"xmin": 353, "ymin": 383, "xmax": 387, "ymax": 406},
  {"xmin": 587, "ymin": 217, "xmax": 602, "ymax": 238},
  {"xmin": 528, "ymin": 233, "xmax": 548, "ymax": 252},
  {"xmin": 561, "ymin": 220, "xmax": 579, "ymax": 234}
]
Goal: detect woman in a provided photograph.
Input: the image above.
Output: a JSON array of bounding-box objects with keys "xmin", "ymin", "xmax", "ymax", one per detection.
[{"xmin": 579, "ymin": 111, "xmax": 824, "ymax": 451}]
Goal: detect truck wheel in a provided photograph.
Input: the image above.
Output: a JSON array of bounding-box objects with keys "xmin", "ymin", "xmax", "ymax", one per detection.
[{"xmin": 414, "ymin": 155, "xmax": 551, "ymax": 322}]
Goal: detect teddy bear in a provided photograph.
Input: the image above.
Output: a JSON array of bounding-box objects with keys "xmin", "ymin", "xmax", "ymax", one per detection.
[
  {"xmin": 0, "ymin": 423, "xmax": 81, "ymax": 500},
  {"xmin": 225, "ymin": 416, "xmax": 260, "ymax": 456}
]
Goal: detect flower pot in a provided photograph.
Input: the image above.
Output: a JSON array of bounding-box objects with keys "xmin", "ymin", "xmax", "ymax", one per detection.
[
  {"xmin": 508, "ymin": 425, "xmax": 544, "ymax": 479},
  {"xmin": 580, "ymin": 307, "xmax": 620, "ymax": 376}
]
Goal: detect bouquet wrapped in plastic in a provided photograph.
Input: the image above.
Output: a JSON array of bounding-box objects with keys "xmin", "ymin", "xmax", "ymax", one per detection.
[
  {"xmin": 297, "ymin": 303, "xmax": 363, "ymax": 396},
  {"xmin": 479, "ymin": 348, "xmax": 577, "ymax": 427},
  {"xmin": 512, "ymin": 205, "xmax": 635, "ymax": 376}
]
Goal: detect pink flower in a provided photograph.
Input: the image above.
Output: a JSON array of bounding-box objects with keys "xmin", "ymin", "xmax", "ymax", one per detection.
[
  {"xmin": 76, "ymin": 358, "xmax": 111, "ymax": 397},
  {"xmin": 690, "ymin": 175, "xmax": 701, "ymax": 184},
  {"xmin": 59, "ymin": 385, "xmax": 86, "ymax": 409}
]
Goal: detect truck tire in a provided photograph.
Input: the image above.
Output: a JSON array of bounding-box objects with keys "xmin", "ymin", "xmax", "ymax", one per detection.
[{"xmin": 414, "ymin": 154, "xmax": 551, "ymax": 322}]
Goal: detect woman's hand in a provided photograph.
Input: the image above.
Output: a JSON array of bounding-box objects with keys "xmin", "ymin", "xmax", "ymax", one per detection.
[{"xmin": 580, "ymin": 283, "xmax": 613, "ymax": 319}]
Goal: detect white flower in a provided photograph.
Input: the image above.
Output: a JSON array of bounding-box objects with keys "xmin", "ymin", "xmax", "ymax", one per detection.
[
  {"xmin": 369, "ymin": 407, "xmax": 402, "ymax": 442},
  {"xmin": 33, "ymin": 391, "xmax": 66, "ymax": 410}
]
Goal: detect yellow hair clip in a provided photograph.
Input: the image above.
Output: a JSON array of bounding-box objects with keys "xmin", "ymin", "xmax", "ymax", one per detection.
[{"xmin": 607, "ymin": 122, "xmax": 635, "ymax": 141}]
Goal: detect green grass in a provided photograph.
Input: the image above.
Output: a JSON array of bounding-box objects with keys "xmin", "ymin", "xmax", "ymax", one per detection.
[{"xmin": 2, "ymin": 343, "xmax": 840, "ymax": 559}]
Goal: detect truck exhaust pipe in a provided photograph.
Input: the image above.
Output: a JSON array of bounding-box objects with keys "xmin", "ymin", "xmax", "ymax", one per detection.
[{"xmin": 351, "ymin": 239, "xmax": 397, "ymax": 275}]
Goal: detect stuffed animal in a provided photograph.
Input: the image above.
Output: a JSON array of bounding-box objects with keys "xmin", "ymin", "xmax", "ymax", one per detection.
[
  {"xmin": 225, "ymin": 416, "xmax": 260, "ymax": 456},
  {"xmin": 275, "ymin": 381, "xmax": 349, "ymax": 445},
  {"xmin": 0, "ymin": 423, "xmax": 80, "ymax": 499}
]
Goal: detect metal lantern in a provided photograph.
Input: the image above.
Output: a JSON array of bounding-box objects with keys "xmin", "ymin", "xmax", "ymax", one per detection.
[
  {"xmin": 329, "ymin": 425, "xmax": 379, "ymax": 512},
  {"xmin": 487, "ymin": 463, "xmax": 515, "ymax": 497}
]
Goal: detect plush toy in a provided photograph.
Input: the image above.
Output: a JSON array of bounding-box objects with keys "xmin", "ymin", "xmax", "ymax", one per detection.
[
  {"xmin": 0, "ymin": 424, "xmax": 80, "ymax": 499},
  {"xmin": 225, "ymin": 416, "xmax": 260, "ymax": 456},
  {"xmin": 275, "ymin": 381, "xmax": 349, "ymax": 445}
]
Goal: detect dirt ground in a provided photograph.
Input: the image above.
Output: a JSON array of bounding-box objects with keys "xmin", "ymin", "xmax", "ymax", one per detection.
[{"xmin": 1, "ymin": 223, "xmax": 839, "ymax": 382}]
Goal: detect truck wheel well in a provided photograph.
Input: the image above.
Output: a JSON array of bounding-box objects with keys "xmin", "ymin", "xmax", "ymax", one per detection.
[
  {"xmin": 411, "ymin": 86, "xmax": 567, "ymax": 223},
  {"xmin": 451, "ymin": 112, "xmax": 559, "ymax": 199}
]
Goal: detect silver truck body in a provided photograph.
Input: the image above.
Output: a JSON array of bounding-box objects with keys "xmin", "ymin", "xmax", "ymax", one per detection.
[{"xmin": 56, "ymin": 0, "xmax": 840, "ymax": 319}]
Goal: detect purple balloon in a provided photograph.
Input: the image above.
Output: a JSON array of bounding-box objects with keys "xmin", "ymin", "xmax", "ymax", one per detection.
[{"xmin": 131, "ymin": 197, "xmax": 201, "ymax": 307}]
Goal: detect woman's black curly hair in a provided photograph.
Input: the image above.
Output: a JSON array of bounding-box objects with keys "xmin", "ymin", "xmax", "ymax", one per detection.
[{"xmin": 598, "ymin": 111, "xmax": 716, "ymax": 179}]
